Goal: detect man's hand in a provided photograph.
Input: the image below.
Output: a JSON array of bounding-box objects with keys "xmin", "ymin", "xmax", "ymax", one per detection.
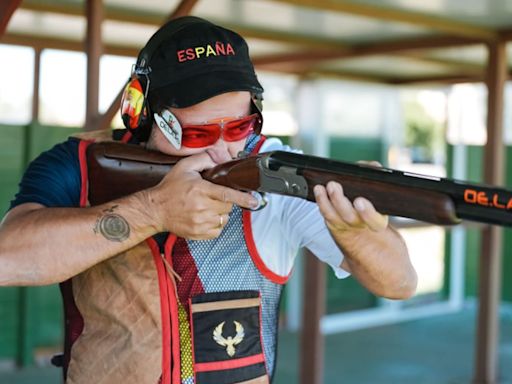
[
  {"xmin": 146, "ymin": 152, "xmax": 258, "ymax": 240},
  {"xmin": 313, "ymin": 176, "xmax": 417, "ymax": 300},
  {"xmin": 314, "ymin": 160, "xmax": 388, "ymax": 236},
  {"xmin": 314, "ymin": 181, "xmax": 388, "ymax": 235}
]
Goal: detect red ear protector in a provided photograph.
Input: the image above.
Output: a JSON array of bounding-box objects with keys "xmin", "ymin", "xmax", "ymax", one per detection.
[
  {"xmin": 120, "ymin": 17, "xmax": 208, "ymax": 141},
  {"xmin": 120, "ymin": 73, "xmax": 150, "ymax": 135}
]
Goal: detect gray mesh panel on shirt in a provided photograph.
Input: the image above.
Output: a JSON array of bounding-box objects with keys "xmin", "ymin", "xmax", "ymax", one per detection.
[{"xmin": 186, "ymin": 205, "xmax": 283, "ymax": 376}]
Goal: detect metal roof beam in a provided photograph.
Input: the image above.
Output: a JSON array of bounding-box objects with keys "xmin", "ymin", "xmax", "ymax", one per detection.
[
  {"xmin": 2, "ymin": 32, "xmax": 488, "ymax": 84},
  {"xmin": 0, "ymin": 32, "xmax": 140, "ymax": 57},
  {"xmin": 0, "ymin": 0, "xmax": 22, "ymax": 37},
  {"xmin": 257, "ymin": 62, "xmax": 397, "ymax": 84},
  {"xmin": 20, "ymin": 0, "xmax": 164, "ymax": 25},
  {"xmin": 252, "ymin": 36, "xmax": 482, "ymax": 66},
  {"xmin": 270, "ymin": 0, "xmax": 498, "ymax": 41},
  {"xmin": 387, "ymin": 74, "xmax": 483, "ymax": 85},
  {"xmin": 396, "ymin": 51, "xmax": 485, "ymax": 75},
  {"xmin": 18, "ymin": 0, "xmax": 350, "ymax": 49}
]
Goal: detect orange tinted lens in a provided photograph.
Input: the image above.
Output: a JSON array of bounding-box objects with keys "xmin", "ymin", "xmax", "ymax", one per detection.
[
  {"xmin": 180, "ymin": 114, "xmax": 258, "ymax": 148},
  {"xmin": 181, "ymin": 125, "xmax": 220, "ymax": 148},
  {"xmin": 223, "ymin": 115, "xmax": 257, "ymax": 142}
]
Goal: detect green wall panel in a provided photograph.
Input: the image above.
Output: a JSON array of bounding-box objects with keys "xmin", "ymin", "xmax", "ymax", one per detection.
[
  {"xmin": 503, "ymin": 146, "xmax": 512, "ymax": 302},
  {"xmin": 464, "ymin": 228, "xmax": 482, "ymax": 297},
  {"xmin": 463, "ymin": 145, "xmax": 484, "ymax": 299},
  {"xmin": 326, "ymin": 270, "xmax": 377, "ymax": 313},
  {"xmin": 503, "ymin": 228, "xmax": 512, "ymax": 302},
  {"xmin": 446, "ymin": 144, "xmax": 511, "ymax": 302},
  {"xmin": 0, "ymin": 125, "xmax": 25, "ymax": 215},
  {"xmin": 27, "ymin": 124, "xmax": 81, "ymax": 162},
  {"xmin": 329, "ymin": 137, "xmax": 384, "ymax": 163},
  {"xmin": 30, "ymin": 285, "xmax": 63, "ymax": 346},
  {"xmin": 0, "ymin": 287, "xmax": 20, "ymax": 359},
  {"xmin": 0, "ymin": 124, "xmax": 76, "ymax": 365}
]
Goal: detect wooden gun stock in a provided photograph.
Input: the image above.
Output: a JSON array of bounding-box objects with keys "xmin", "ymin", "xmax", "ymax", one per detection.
[
  {"xmin": 87, "ymin": 142, "xmax": 179, "ymax": 205},
  {"xmin": 86, "ymin": 142, "xmax": 262, "ymax": 206}
]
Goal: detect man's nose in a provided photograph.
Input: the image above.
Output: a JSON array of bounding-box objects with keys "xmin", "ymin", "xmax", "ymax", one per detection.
[
  {"xmin": 211, "ymin": 135, "xmax": 229, "ymax": 150},
  {"xmin": 207, "ymin": 137, "xmax": 233, "ymax": 162}
]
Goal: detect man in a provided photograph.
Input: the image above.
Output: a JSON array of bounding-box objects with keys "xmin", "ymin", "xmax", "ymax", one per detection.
[{"xmin": 0, "ymin": 16, "xmax": 416, "ymax": 384}]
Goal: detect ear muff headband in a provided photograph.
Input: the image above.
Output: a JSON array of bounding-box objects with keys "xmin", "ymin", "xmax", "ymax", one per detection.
[
  {"xmin": 251, "ymin": 94, "xmax": 264, "ymax": 135},
  {"xmin": 120, "ymin": 17, "xmax": 211, "ymax": 138}
]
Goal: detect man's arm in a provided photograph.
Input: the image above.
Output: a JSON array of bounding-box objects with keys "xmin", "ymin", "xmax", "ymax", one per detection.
[
  {"xmin": 0, "ymin": 153, "xmax": 258, "ymax": 286},
  {"xmin": 314, "ymin": 181, "xmax": 417, "ymax": 300}
]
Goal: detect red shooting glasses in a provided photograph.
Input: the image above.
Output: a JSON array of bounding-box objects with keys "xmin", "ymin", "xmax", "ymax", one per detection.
[{"xmin": 181, "ymin": 113, "xmax": 261, "ymax": 148}]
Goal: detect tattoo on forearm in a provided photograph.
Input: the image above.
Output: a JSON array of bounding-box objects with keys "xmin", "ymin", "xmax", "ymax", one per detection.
[{"xmin": 94, "ymin": 205, "xmax": 130, "ymax": 242}]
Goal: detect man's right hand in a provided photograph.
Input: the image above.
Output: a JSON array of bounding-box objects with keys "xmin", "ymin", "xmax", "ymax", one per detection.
[
  {"xmin": 145, "ymin": 152, "xmax": 258, "ymax": 240},
  {"xmin": 0, "ymin": 152, "xmax": 258, "ymax": 286}
]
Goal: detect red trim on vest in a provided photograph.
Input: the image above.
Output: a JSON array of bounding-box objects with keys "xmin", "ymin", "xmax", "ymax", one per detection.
[
  {"xmin": 163, "ymin": 234, "xmax": 182, "ymax": 384},
  {"xmin": 78, "ymin": 140, "xmax": 93, "ymax": 207},
  {"xmin": 147, "ymin": 238, "xmax": 172, "ymax": 384},
  {"xmin": 173, "ymin": 236, "xmax": 207, "ymax": 384},
  {"xmin": 242, "ymin": 211, "xmax": 289, "ymax": 285},
  {"xmin": 120, "ymin": 130, "xmax": 133, "ymax": 143},
  {"xmin": 243, "ymin": 136, "xmax": 290, "ymax": 285},
  {"xmin": 253, "ymin": 134, "xmax": 266, "ymax": 153},
  {"xmin": 58, "ymin": 139, "xmax": 93, "ymax": 379},
  {"xmin": 164, "ymin": 234, "xmax": 177, "ymax": 258},
  {"xmin": 194, "ymin": 353, "xmax": 266, "ymax": 372}
]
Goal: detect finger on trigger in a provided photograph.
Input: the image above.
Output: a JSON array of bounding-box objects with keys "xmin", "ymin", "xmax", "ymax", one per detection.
[{"xmin": 211, "ymin": 185, "xmax": 258, "ymax": 210}]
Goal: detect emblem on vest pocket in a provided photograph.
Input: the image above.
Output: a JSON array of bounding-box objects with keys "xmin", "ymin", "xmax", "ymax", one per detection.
[
  {"xmin": 213, "ymin": 320, "xmax": 245, "ymax": 357},
  {"xmin": 189, "ymin": 290, "xmax": 269, "ymax": 384}
]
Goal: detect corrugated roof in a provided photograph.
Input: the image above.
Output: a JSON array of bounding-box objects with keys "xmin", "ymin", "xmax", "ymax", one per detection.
[{"xmin": 3, "ymin": 0, "xmax": 512, "ymax": 84}]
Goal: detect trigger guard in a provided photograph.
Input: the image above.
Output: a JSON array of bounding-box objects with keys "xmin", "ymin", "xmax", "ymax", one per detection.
[{"xmin": 247, "ymin": 192, "xmax": 268, "ymax": 211}]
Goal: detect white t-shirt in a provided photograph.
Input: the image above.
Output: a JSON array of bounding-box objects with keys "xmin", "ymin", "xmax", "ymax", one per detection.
[{"xmin": 250, "ymin": 138, "xmax": 350, "ymax": 279}]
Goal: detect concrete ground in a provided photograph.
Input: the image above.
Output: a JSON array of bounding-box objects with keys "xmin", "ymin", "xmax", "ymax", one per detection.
[{"xmin": 1, "ymin": 302, "xmax": 511, "ymax": 384}]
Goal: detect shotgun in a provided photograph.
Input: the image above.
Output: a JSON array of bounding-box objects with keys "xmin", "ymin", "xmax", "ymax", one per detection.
[{"xmin": 86, "ymin": 141, "xmax": 512, "ymax": 226}]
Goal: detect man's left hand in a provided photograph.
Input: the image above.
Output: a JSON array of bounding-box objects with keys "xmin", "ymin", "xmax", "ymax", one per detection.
[{"xmin": 314, "ymin": 181, "xmax": 388, "ymax": 234}]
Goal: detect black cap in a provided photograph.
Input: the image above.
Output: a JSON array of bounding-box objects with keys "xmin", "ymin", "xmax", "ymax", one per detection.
[{"xmin": 138, "ymin": 16, "xmax": 264, "ymax": 109}]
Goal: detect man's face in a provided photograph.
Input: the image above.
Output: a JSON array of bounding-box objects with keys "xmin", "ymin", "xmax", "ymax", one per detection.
[{"xmin": 147, "ymin": 91, "xmax": 252, "ymax": 163}]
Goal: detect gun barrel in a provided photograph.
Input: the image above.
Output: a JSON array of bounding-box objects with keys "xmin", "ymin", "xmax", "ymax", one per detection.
[{"xmin": 265, "ymin": 151, "xmax": 512, "ymax": 227}]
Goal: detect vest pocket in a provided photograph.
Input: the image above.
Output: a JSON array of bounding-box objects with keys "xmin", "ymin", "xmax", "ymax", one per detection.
[{"xmin": 189, "ymin": 291, "xmax": 269, "ymax": 384}]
